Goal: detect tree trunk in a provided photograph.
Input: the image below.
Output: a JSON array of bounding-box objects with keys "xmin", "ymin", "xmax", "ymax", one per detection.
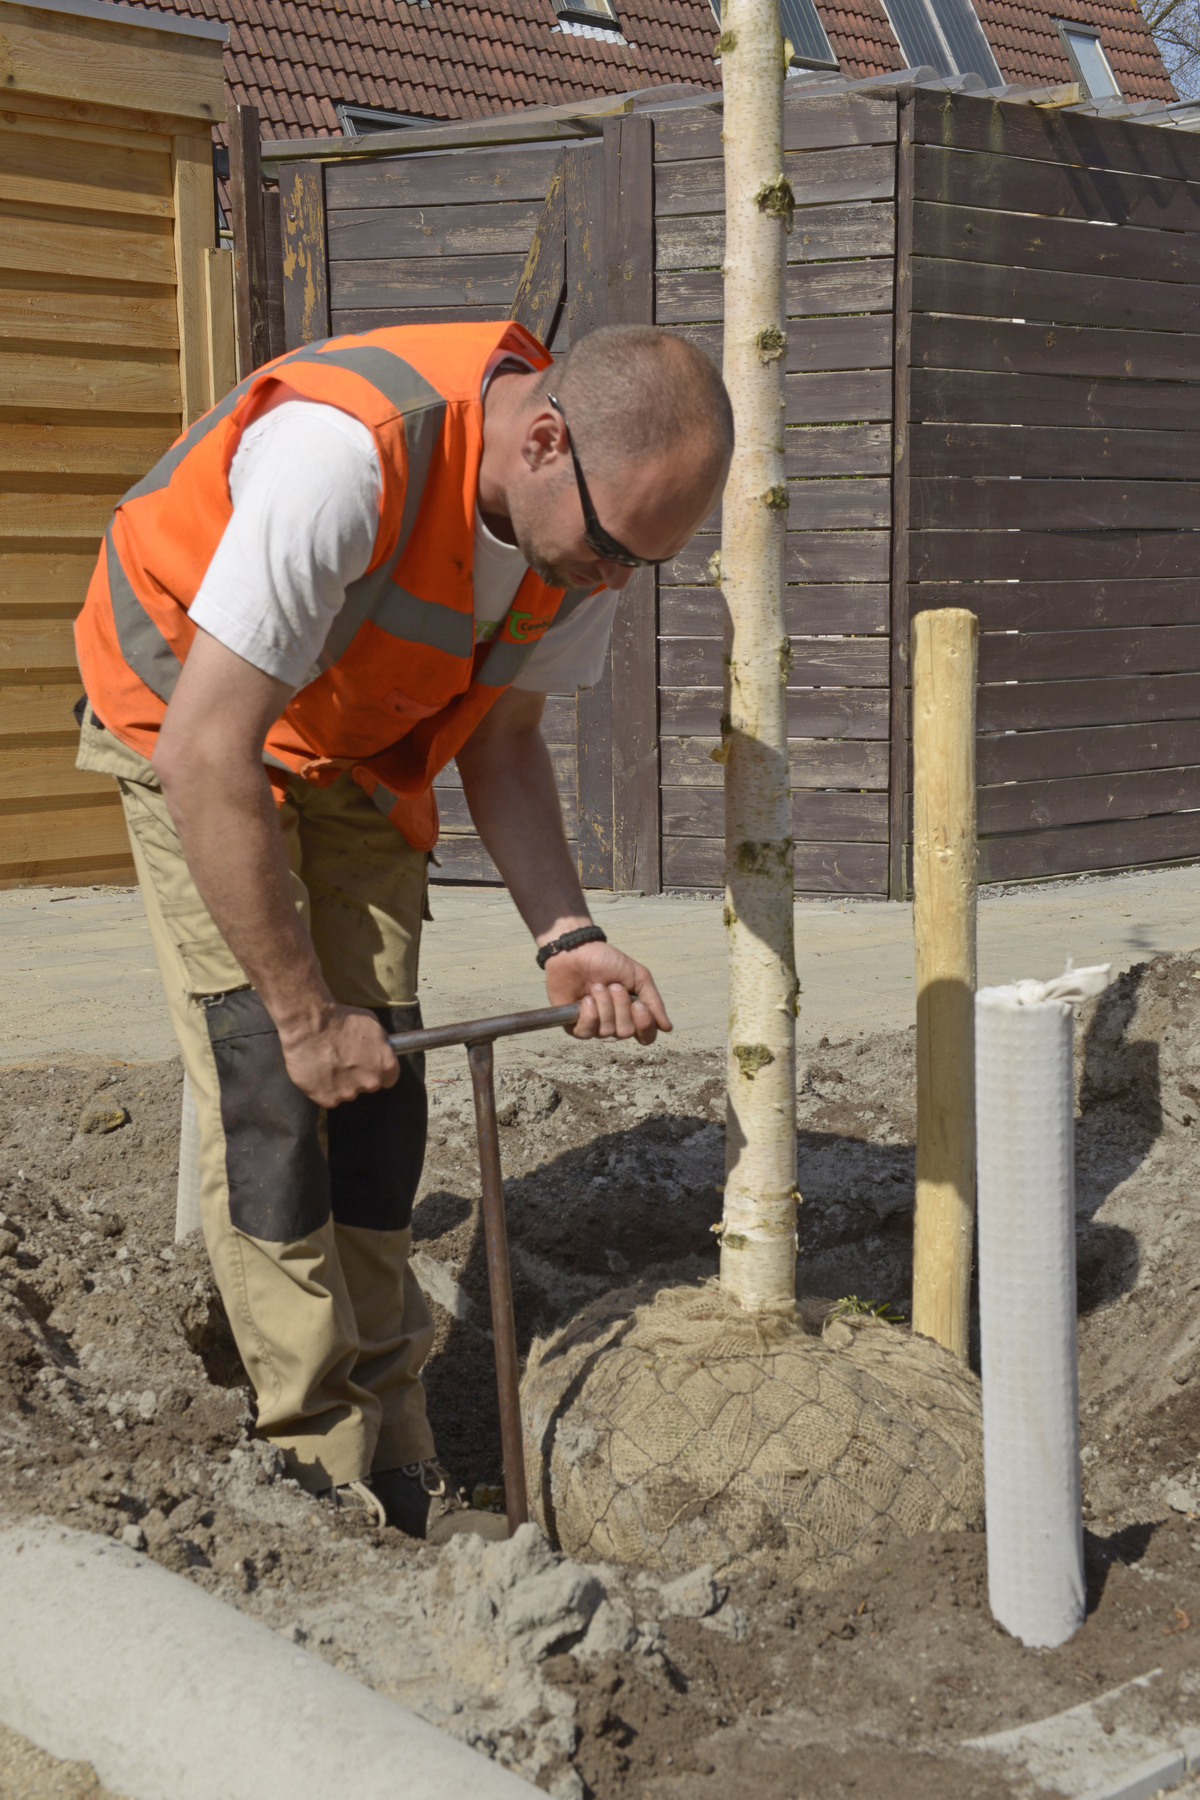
[{"xmin": 719, "ymin": 0, "xmax": 798, "ymax": 1313}]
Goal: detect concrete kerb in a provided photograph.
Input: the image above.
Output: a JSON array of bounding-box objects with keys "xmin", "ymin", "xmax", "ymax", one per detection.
[{"xmin": 0, "ymin": 1520, "xmax": 538, "ymax": 1800}]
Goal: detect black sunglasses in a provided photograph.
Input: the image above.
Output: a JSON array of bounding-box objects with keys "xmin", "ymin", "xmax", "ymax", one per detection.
[{"xmin": 546, "ymin": 394, "xmax": 660, "ymax": 570}]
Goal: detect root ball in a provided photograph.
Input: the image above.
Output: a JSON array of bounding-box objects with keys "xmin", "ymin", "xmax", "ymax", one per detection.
[{"xmin": 521, "ymin": 1282, "xmax": 983, "ymax": 1585}]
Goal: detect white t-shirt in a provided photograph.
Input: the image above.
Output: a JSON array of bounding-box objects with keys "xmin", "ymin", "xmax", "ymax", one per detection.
[{"xmin": 188, "ymin": 385, "xmax": 617, "ymax": 695}]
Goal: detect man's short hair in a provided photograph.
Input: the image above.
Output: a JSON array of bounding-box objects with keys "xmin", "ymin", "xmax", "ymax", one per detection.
[{"xmin": 533, "ymin": 325, "xmax": 734, "ymax": 478}]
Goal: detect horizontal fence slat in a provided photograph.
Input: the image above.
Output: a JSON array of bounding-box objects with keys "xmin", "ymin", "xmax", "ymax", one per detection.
[
  {"xmin": 912, "ymin": 199, "xmax": 1200, "ymax": 289},
  {"xmin": 910, "ymin": 579, "xmax": 1200, "ymax": 631},
  {"xmin": 909, "ymin": 422, "xmax": 1200, "ymax": 481},
  {"xmin": 979, "ymin": 624, "xmax": 1200, "ymax": 682},
  {"xmin": 655, "ymin": 258, "xmax": 893, "ymax": 324},
  {"xmin": 0, "ymin": 683, "xmax": 84, "ymax": 744},
  {"xmin": 787, "ymin": 369, "xmax": 892, "ymax": 424},
  {"xmin": 656, "ymin": 201, "xmax": 894, "ymax": 272},
  {"xmin": 324, "ymin": 143, "xmax": 562, "ymax": 211},
  {"xmin": 328, "ymin": 252, "xmax": 527, "ymax": 312},
  {"xmin": 656, "ymin": 143, "xmax": 895, "ymax": 218},
  {"xmin": 977, "ymin": 763, "xmax": 1200, "ymax": 835},
  {"xmin": 0, "ymin": 491, "xmax": 118, "ymax": 537},
  {"xmin": 978, "ymin": 810, "xmax": 1200, "ymax": 885},
  {"xmin": 0, "ymin": 278, "xmax": 178, "ymax": 351},
  {"xmin": 326, "ymin": 200, "xmax": 543, "ymax": 260},
  {"xmin": 910, "ymin": 477, "xmax": 1200, "ymax": 532},
  {"xmin": 977, "ymin": 671, "xmax": 1200, "ymax": 733},
  {"xmin": 663, "ymin": 785, "xmax": 889, "ymax": 841},
  {"xmin": 663, "ymin": 835, "xmax": 889, "ymax": 894},
  {"xmin": 910, "ymin": 529, "xmax": 1200, "ymax": 583},
  {"xmin": 977, "ymin": 718, "xmax": 1200, "ymax": 784},
  {"xmin": 0, "ymin": 204, "xmax": 176, "ymax": 284},
  {"xmin": 660, "ymin": 584, "xmax": 889, "ymax": 636},
  {"xmin": 0, "ymin": 127, "xmax": 173, "ymax": 219},
  {"xmin": 911, "ymin": 366, "xmax": 1200, "ymax": 433},
  {"xmin": 786, "ymin": 423, "xmax": 891, "ymax": 478},
  {"xmin": 0, "ymin": 616, "xmax": 79, "ymax": 673},
  {"xmin": 912, "ymin": 88, "xmax": 1200, "ymax": 187},
  {"xmin": 0, "ymin": 347, "xmax": 179, "ymax": 414},
  {"xmin": 661, "ymin": 687, "xmax": 890, "ymax": 736},
  {"xmin": 787, "ymin": 478, "xmax": 890, "ymax": 531},
  {"xmin": 914, "ymin": 144, "xmax": 1200, "ymax": 235},
  {"xmin": 661, "ymin": 635, "xmax": 890, "ymax": 688},
  {"xmin": 669, "ymin": 531, "xmax": 891, "ymax": 585},
  {"xmin": 912, "ymin": 314, "xmax": 1200, "ymax": 384},
  {"xmin": 661, "ymin": 734, "xmax": 890, "ymax": 790},
  {"xmin": 0, "ymin": 747, "xmax": 114, "ymax": 805},
  {"xmin": 0, "ymin": 551, "xmax": 95, "ymax": 608},
  {"xmin": 912, "ymin": 253, "xmax": 1200, "ymax": 337},
  {"xmin": 0, "ymin": 796, "xmax": 129, "ymax": 876},
  {"xmin": 653, "ymin": 91, "xmax": 897, "ymax": 164},
  {"xmin": 673, "ymin": 315, "xmax": 893, "ymax": 374},
  {"xmin": 0, "ymin": 419, "xmax": 176, "ymax": 480},
  {"xmin": 331, "ymin": 305, "xmax": 512, "ymax": 334}
]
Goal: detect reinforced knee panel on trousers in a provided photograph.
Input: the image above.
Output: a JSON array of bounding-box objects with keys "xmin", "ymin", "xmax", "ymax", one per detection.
[
  {"xmin": 205, "ymin": 989, "xmax": 330, "ymax": 1241},
  {"xmin": 327, "ymin": 1003, "xmax": 427, "ymax": 1233}
]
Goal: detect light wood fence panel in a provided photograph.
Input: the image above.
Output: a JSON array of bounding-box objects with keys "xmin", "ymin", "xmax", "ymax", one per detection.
[{"xmin": 0, "ymin": 0, "xmax": 228, "ymax": 888}]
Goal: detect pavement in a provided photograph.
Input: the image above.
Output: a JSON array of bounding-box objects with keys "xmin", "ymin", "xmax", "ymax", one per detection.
[{"xmin": 0, "ymin": 865, "xmax": 1196, "ymax": 1068}]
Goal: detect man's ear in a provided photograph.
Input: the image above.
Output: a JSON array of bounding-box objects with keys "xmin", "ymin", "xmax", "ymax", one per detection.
[{"xmin": 522, "ymin": 405, "xmax": 569, "ymax": 473}]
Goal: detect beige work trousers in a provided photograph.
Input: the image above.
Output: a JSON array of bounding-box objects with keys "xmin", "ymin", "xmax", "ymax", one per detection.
[{"xmin": 77, "ymin": 711, "xmax": 436, "ymax": 1491}]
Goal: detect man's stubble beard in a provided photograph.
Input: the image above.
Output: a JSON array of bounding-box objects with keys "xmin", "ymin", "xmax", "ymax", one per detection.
[{"xmin": 509, "ymin": 485, "xmax": 577, "ymax": 590}]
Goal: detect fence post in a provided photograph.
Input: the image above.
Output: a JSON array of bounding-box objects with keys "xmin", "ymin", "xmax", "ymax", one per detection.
[
  {"xmin": 603, "ymin": 112, "xmax": 661, "ymax": 895},
  {"xmin": 228, "ymin": 101, "xmax": 270, "ymax": 376},
  {"xmin": 278, "ymin": 160, "xmax": 330, "ymax": 349},
  {"xmin": 910, "ymin": 605, "xmax": 978, "ymax": 1361},
  {"xmin": 887, "ymin": 87, "xmax": 915, "ymax": 901}
]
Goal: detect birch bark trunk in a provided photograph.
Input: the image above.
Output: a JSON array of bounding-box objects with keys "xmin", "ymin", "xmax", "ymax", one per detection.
[{"xmin": 718, "ymin": 0, "xmax": 798, "ymax": 1312}]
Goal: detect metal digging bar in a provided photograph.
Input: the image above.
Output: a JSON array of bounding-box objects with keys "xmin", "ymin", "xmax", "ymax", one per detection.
[{"xmin": 388, "ymin": 1002, "xmax": 581, "ymax": 1536}]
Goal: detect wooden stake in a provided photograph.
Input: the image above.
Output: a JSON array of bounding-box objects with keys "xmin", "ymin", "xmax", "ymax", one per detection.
[{"xmin": 911, "ymin": 607, "xmax": 978, "ymax": 1361}]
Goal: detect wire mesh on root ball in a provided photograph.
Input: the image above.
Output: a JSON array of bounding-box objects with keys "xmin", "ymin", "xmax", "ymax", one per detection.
[{"xmin": 521, "ymin": 1282, "xmax": 984, "ymax": 1584}]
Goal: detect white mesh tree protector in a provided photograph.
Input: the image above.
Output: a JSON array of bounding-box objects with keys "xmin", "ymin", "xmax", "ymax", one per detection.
[
  {"xmin": 175, "ymin": 1072, "xmax": 202, "ymax": 1244},
  {"xmin": 975, "ymin": 967, "xmax": 1110, "ymax": 1649}
]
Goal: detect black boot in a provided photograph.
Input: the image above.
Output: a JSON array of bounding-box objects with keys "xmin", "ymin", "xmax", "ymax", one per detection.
[{"xmin": 371, "ymin": 1462, "xmax": 509, "ymax": 1544}]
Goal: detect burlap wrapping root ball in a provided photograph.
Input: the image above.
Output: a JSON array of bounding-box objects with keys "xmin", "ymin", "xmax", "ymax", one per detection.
[{"xmin": 521, "ymin": 1282, "xmax": 983, "ymax": 1585}]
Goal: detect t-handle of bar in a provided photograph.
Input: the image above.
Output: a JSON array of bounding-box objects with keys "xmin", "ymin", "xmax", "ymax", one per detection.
[{"xmin": 387, "ymin": 1002, "xmax": 581, "ymax": 1057}]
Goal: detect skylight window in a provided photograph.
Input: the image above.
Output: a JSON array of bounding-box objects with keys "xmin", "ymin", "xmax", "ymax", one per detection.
[
  {"xmin": 1056, "ymin": 22, "xmax": 1121, "ymax": 98},
  {"xmin": 882, "ymin": 0, "xmax": 1002, "ymax": 85},
  {"xmin": 553, "ymin": 0, "xmax": 621, "ymax": 28},
  {"xmin": 336, "ymin": 104, "xmax": 432, "ymax": 135},
  {"xmin": 710, "ymin": 0, "xmax": 839, "ymax": 71}
]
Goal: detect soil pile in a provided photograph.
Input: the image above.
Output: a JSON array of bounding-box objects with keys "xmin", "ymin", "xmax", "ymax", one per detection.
[{"xmin": 1, "ymin": 950, "xmax": 1199, "ymax": 1798}]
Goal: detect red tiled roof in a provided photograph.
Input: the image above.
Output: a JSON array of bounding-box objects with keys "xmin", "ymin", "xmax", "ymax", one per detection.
[
  {"xmin": 976, "ymin": 0, "xmax": 1175, "ymax": 99},
  {"xmin": 821, "ymin": 0, "xmax": 1173, "ymax": 97},
  {"xmin": 136, "ymin": 0, "xmax": 1174, "ymax": 140},
  {"xmin": 132, "ymin": 0, "xmax": 722, "ymax": 138}
]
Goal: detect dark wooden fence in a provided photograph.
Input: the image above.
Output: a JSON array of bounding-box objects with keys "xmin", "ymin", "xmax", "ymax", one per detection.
[
  {"xmin": 250, "ymin": 83, "xmax": 1200, "ymax": 897},
  {"xmin": 900, "ymin": 89, "xmax": 1200, "ymax": 889}
]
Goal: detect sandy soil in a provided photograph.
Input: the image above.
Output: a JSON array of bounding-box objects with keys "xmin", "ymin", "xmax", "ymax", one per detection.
[{"xmin": 2, "ymin": 951, "xmax": 1199, "ymax": 1798}]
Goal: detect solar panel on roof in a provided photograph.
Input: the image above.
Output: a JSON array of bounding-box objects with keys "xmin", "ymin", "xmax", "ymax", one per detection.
[{"xmin": 883, "ymin": 0, "xmax": 1000, "ymax": 84}]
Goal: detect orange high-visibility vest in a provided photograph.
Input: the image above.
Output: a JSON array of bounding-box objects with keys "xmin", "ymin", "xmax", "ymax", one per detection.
[{"xmin": 74, "ymin": 321, "xmax": 583, "ymax": 850}]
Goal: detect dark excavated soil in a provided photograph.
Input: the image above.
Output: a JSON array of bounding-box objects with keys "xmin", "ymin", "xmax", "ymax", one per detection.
[{"xmin": 2, "ymin": 949, "xmax": 1200, "ymax": 1799}]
